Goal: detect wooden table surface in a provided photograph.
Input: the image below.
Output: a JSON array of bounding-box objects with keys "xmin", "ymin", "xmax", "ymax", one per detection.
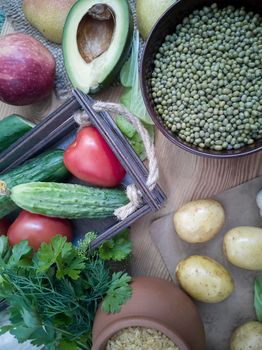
[{"xmin": 1, "ymin": 20, "xmax": 261, "ymax": 282}]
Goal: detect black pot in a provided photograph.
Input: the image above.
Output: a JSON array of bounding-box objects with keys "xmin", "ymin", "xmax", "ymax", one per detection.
[{"xmin": 140, "ymin": 0, "xmax": 262, "ymax": 158}]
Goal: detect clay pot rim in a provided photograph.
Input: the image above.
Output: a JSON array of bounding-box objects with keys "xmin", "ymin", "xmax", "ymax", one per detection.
[{"xmin": 92, "ymin": 316, "xmax": 190, "ymax": 350}]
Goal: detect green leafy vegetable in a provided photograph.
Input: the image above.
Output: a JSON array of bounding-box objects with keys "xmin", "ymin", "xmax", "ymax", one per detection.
[
  {"xmin": 9, "ymin": 241, "xmax": 33, "ymax": 268},
  {"xmin": 78, "ymin": 230, "xmax": 132, "ymax": 262},
  {"xmin": 115, "ymin": 116, "xmax": 154, "ymax": 161},
  {"xmin": 102, "ymin": 272, "xmax": 132, "ymax": 313},
  {"xmin": 254, "ymin": 278, "xmax": 262, "ymax": 322},
  {"xmin": 77, "ymin": 232, "xmax": 97, "ymax": 257},
  {"xmin": 0, "ymin": 235, "xmax": 9, "ymax": 257},
  {"xmin": 117, "ymin": 30, "xmax": 154, "ymax": 160},
  {"xmin": 99, "ymin": 229, "xmax": 132, "ymax": 261},
  {"xmin": 35, "ymin": 235, "xmax": 86, "ymax": 280},
  {"xmin": 120, "ymin": 30, "xmax": 140, "ymax": 88},
  {"xmin": 0, "ymin": 234, "xmax": 133, "ymax": 350},
  {"xmin": 0, "ymin": 324, "xmax": 13, "ymax": 336},
  {"xmin": 119, "ymin": 83, "xmax": 153, "ymax": 126},
  {"xmin": 58, "ymin": 340, "xmax": 78, "ymax": 350}
]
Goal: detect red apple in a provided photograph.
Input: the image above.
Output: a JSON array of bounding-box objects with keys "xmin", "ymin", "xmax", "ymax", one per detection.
[{"xmin": 0, "ymin": 33, "xmax": 55, "ymax": 105}]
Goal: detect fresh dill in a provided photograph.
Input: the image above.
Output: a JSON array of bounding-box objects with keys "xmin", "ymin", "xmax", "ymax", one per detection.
[{"xmin": 0, "ymin": 233, "xmax": 132, "ymax": 350}]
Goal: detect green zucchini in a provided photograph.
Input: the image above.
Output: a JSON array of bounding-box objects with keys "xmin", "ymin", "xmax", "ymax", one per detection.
[
  {"xmin": 0, "ymin": 115, "xmax": 34, "ymax": 153},
  {"xmin": 0, "ymin": 151, "xmax": 68, "ymax": 218},
  {"xmin": 11, "ymin": 182, "xmax": 128, "ymax": 219}
]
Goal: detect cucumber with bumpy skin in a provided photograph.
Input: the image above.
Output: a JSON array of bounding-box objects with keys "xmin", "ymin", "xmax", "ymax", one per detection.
[
  {"xmin": 11, "ymin": 182, "xmax": 128, "ymax": 219},
  {"xmin": 0, "ymin": 114, "xmax": 34, "ymax": 153},
  {"xmin": 0, "ymin": 151, "xmax": 69, "ymax": 218}
]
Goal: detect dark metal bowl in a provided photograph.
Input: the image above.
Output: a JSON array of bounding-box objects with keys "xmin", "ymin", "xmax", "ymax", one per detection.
[{"xmin": 140, "ymin": 0, "xmax": 262, "ymax": 158}]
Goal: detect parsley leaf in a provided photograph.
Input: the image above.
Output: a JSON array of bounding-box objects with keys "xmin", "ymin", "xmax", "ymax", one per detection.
[
  {"xmin": 99, "ymin": 230, "xmax": 132, "ymax": 262},
  {"xmin": 102, "ymin": 272, "xmax": 132, "ymax": 313},
  {"xmin": 58, "ymin": 340, "xmax": 78, "ymax": 350},
  {"xmin": 35, "ymin": 235, "xmax": 86, "ymax": 280},
  {"xmin": 77, "ymin": 232, "xmax": 97, "ymax": 257},
  {"xmin": 9, "ymin": 240, "xmax": 33, "ymax": 268},
  {"xmin": 21, "ymin": 306, "xmax": 40, "ymax": 328},
  {"xmin": 10, "ymin": 325, "xmax": 38, "ymax": 343},
  {"xmin": 0, "ymin": 325, "xmax": 13, "ymax": 335},
  {"xmin": 35, "ymin": 235, "xmax": 69, "ymax": 271}
]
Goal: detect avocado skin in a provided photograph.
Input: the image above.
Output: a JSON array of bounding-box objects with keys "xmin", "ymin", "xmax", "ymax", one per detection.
[
  {"xmin": 62, "ymin": 1, "xmax": 134, "ymax": 94},
  {"xmin": 89, "ymin": 8, "xmax": 134, "ymax": 94}
]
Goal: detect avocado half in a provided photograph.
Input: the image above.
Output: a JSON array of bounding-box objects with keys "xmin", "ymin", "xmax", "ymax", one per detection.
[{"xmin": 63, "ymin": 0, "xmax": 133, "ymax": 94}]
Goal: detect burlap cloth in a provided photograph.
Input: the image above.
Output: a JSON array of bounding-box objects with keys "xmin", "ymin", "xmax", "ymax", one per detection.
[{"xmin": 0, "ymin": 0, "xmax": 137, "ymax": 99}]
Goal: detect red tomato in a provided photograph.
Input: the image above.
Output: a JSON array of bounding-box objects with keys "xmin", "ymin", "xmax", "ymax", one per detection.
[
  {"xmin": 64, "ymin": 127, "xmax": 126, "ymax": 187},
  {"xmin": 0, "ymin": 218, "xmax": 9, "ymax": 235},
  {"xmin": 7, "ymin": 211, "xmax": 72, "ymax": 250}
]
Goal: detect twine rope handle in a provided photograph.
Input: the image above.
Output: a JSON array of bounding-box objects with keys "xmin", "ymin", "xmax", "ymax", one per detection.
[{"xmin": 74, "ymin": 101, "xmax": 159, "ymax": 220}]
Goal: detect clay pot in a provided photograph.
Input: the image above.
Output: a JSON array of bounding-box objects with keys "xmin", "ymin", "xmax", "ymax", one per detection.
[{"xmin": 92, "ymin": 276, "xmax": 206, "ymax": 350}]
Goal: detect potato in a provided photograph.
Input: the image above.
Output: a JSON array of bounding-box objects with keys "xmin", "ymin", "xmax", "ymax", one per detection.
[
  {"xmin": 230, "ymin": 321, "xmax": 262, "ymax": 350},
  {"xmin": 173, "ymin": 199, "xmax": 225, "ymax": 243},
  {"xmin": 224, "ymin": 226, "xmax": 262, "ymax": 270},
  {"xmin": 176, "ymin": 255, "xmax": 234, "ymax": 303}
]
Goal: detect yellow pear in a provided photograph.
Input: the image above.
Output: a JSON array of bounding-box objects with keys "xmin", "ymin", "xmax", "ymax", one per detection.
[
  {"xmin": 23, "ymin": 0, "xmax": 76, "ymax": 44},
  {"xmin": 136, "ymin": 0, "xmax": 176, "ymax": 40}
]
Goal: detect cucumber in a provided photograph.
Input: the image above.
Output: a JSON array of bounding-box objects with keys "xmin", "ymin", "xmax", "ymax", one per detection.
[
  {"xmin": 0, "ymin": 151, "xmax": 68, "ymax": 218},
  {"xmin": 11, "ymin": 182, "xmax": 128, "ymax": 219},
  {"xmin": 0, "ymin": 115, "xmax": 34, "ymax": 153}
]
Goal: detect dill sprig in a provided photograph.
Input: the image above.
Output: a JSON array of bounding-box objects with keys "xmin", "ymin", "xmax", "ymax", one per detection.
[{"xmin": 0, "ymin": 234, "xmax": 132, "ymax": 350}]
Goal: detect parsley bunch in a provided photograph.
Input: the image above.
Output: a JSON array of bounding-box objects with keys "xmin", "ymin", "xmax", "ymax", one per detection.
[{"xmin": 0, "ymin": 232, "xmax": 132, "ymax": 350}]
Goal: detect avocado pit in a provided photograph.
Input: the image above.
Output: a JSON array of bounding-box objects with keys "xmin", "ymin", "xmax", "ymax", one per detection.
[
  {"xmin": 77, "ymin": 4, "xmax": 115, "ymax": 64},
  {"xmin": 63, "ymin": 0, "xmax": 133, "ymax": 93}
]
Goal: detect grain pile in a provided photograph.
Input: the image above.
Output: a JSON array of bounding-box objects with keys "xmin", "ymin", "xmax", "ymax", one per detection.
[{"xmin": 106, "ymin": 327, "xmax": 180, "ymax": 350}]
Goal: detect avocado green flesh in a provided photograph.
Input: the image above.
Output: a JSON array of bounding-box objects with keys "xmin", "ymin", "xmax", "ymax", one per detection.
[{"xmin": 63, "ymin": 0, "xmax": 132, "ymax": 93}]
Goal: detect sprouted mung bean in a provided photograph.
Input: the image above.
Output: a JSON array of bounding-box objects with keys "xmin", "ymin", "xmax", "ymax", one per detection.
[
  {"xmin": 106, "ymin": 327, "xmax": 180, "ymax": 350},
  {"xmin": 150, "ymin": 3, "xmax": 262, "ymax": 150}
]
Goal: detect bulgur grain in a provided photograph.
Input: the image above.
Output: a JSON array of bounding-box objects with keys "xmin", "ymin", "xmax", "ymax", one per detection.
[{"xmin": 106, "ymin": 327, "xmax": 180, "ymax": 350}]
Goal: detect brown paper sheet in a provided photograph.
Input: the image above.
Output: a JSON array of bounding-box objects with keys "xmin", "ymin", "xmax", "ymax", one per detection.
[{"xmin": 150, "ymin": 177, "xmax": 262, "ymax": 350}]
